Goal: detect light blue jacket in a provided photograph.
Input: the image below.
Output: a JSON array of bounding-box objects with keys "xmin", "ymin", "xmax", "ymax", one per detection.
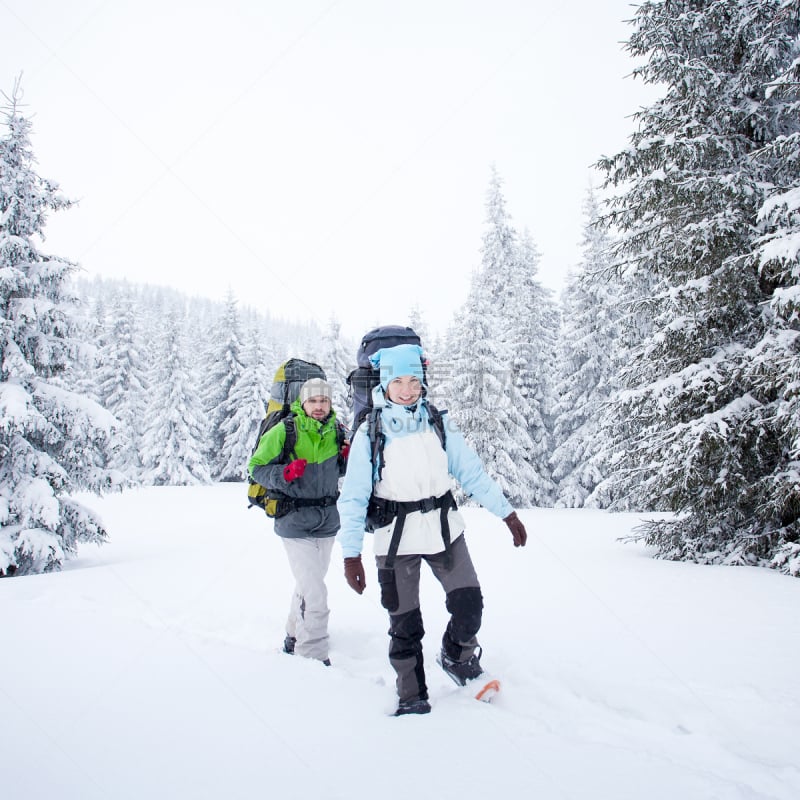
[{"xmin": 337, "ymin": 398, "xmax": 513, "ymax": 558}]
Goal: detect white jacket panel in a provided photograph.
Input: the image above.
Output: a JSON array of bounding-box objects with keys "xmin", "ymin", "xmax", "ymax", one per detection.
[{"xmin": 371, "ymin": 428, "xmax": 465, "ymax": 557}]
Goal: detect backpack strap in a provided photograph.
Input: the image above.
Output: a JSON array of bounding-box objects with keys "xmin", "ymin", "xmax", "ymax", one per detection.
[
  {"xmin": 279, "ymin": 415, "xmax": 299, "ymax": 462},
  {"xmin": 335, "ymin": 420, "xmax": 348, "ymax": 472},
  {"xmin": 367, "ymin": 407, "xmax": 386, "ymax": 483},
  {"xmin": 366, "ymin": 401, "xmax": 446, "ymax": 487},
  {"xmin": 426, "ymin": 402, "xmax": 447, "ymax": 450}
]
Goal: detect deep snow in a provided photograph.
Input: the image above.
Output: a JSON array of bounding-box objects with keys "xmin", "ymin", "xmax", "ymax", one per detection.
[{"xmin": 1, "ymin": 483, "xmax": 798, "ymax": 800}]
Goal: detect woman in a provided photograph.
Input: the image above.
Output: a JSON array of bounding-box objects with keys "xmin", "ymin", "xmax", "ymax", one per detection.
[{"xmin": 337, "ymin": 344, "xmax": 527, "ymax": 715}]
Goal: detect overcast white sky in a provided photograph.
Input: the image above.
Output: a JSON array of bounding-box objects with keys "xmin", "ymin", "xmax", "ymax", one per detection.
[{"xmin": 2, "ymin": 1, "xmax": 656, "ymax": 340}]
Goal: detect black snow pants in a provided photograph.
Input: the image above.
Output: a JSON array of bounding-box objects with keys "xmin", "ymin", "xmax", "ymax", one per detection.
[{"xmin": 375, "ymin": 534, "xmax": 483, "ymax": 703}]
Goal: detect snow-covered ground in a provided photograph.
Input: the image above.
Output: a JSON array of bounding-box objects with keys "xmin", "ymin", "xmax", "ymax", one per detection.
[{"xmin": 2, "ymin": 483, "xmax": 798, "ymax": 800}]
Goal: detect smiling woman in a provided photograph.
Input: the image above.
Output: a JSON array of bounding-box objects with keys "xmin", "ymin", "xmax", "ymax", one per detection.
[{"xmin": 337, "ymin": 342, "xmax": 528, "ymax": 716}]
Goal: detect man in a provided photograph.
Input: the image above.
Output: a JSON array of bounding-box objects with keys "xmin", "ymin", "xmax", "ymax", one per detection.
[{"xmin": 249, "ymin": 378, "xmax": 346, "ymax": 665}]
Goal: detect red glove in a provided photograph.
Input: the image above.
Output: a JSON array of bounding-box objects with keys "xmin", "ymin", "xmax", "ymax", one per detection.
[
  {"xmin": 503, "ymin": 511, "xmax": 527, "ymax": 547},
  {"xmin": 283, "ymin": 459, "xmax": 307, "ymax": 482},
  {"xmin": 344, "ymin": 556, "xmax": 366, "ymax": 594},
  {"xmin": 340, "ymin": 442, "xmax": 350, "ymax": 460}
]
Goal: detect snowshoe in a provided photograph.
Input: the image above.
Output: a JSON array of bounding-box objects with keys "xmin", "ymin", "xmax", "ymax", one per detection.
[{"xmin": 437, "ymin": 647, "xmax": 483, "ymax": 687}]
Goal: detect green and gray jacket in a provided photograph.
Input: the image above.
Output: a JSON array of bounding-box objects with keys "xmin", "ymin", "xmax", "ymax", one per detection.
[{"xmin": 248, "ymin": 400, "xmax": 344, "ymax": 539}]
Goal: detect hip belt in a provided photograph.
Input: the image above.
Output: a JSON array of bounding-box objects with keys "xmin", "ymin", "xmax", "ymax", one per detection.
[
  {"xmin": 367, "ymin": 490, "xmax": 458, "ymax": 569},
  {"xmin": 269, "ymin": 494, "xmax": 338, "ymax": 519}
]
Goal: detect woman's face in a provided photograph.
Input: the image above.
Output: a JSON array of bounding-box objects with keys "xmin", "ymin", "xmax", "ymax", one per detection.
[{"xmin": 386, "ymin": 375, "xmax": 422, "ymax": 406}]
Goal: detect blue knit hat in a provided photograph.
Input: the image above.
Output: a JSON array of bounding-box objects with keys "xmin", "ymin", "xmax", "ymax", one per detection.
[{"xmin": 370, "ymin": 344, "xmax": 425, "ymax": 391}]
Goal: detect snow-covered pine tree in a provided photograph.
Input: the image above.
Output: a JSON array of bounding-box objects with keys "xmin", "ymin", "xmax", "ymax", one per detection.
[
  {"xmin": 95, "ymin": 292, "xmax": 148, "ymax": 480},
  {"xmin": 741, "ymin": 7, "xmax": 800, "ymax": 575},
  {"xmin": 408, "ymin": 305, "xmax": 430, "ymax": 347},
  {"xmin": 446, "ymin": 167, "xmax": 537, "ymax": 507},
  {"xmin": 0, "ymin": 84, "xmax": 120, "ymax": 576},
  {"xmin": 510, "ymin": 228, "xmax": 557, "ymax": 505},
  {"xmin": 61, "ymin": 290, "xmax": 104, "ymax": 404},
  {"xmin": 551, "ymin": 187, "xmax": 621, "ymax": 508},
  {"xmin": 218, "ymin": 326, "xmax": 275, "ymax": 482},
  {"xmin": 408, "ymin": 305, "xmax": 448, "ymax": 407},
  {"xmin": 319, "ymin": 316, "xmax": 352, "ymax": 428},
  {"xmin": 140, "ymin": 311, "xmax": 211, "ymax": 485},
  {"xmin": 202, "ymin": 291, "xmax": 246, "ymax": 480},
  {"xmin": 596, "ymin": 0, "xmax": 800, "ymax": 572}
]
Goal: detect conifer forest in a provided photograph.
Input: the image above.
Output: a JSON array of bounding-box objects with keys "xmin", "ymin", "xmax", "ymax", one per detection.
[{"xmin": 2, "ymin": 1, "xmax": 799, "ymax": 577}]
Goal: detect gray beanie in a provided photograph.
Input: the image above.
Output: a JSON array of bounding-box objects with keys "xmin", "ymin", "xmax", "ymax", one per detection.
[{"xmin": 299, "ymin": 378, "xmax": 332, "ymax": 405}]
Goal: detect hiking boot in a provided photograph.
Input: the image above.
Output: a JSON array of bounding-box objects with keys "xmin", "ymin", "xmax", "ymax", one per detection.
[
  {"xmin": 282, "ymin": 635, "xmax": 296, "ymax": 655},
  {"xmin": 437, "ymin": 647, "xmax": 483, "ymax": 687},
  {"xmin": 394, "ymin": 697, "xmax": 431, "ymax": 716},
  {"xmin": 322, "ymin": 658, "xmax": 331, "ymax": 666}
]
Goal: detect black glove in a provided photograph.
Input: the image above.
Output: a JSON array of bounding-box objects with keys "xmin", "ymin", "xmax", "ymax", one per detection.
[
  {"xmin": 344, "ymin": 555, "xmax": 366, "ymax": 594},
  {"xmin": 503, "ymin": 511, "xmax": 527, "ymax": 547}
]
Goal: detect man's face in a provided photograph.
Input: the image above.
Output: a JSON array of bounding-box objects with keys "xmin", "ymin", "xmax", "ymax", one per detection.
[{"xmin": 303, "ymin": 395, "xmax": 332, "ymax": 420}]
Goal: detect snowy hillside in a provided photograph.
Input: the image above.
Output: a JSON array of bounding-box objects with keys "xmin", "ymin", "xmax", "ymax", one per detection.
[{"xmin": 2, "ymin": 484, "xmax": 798, "ymax": 800}]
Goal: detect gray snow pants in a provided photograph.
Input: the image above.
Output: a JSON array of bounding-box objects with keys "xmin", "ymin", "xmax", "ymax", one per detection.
[
  {"xmin": 282, "ymin": 535, "xmax": 335, "ymax": 661},
  {"xmin": 375, "ymin": 534, "xmax": 483, "ymax": 703}
]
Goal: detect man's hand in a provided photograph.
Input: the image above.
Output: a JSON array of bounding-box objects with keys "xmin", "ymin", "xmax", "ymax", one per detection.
[{"xmin": 283, "ymin": 459, "xmax": 307, "ymax": 482}]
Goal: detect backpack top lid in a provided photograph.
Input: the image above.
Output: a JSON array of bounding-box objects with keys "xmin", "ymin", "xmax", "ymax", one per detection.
[
  {"xmin": 349, "ymin": 326, "xmax": 427, "ymax": 433},
  {"xmin": 356, "ymin": 325, "xmax": 421, "ymax": 369},
  {"xmin": 265, "ymin": 358, "xmax": 327, "ymax": 421}
]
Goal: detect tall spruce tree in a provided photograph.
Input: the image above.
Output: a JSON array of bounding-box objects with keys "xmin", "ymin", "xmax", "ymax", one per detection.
[
  {"xmin": 408, "ymin": 305, "xmax": 430, "ymax": 347},
  {"xmin": 62, "ymin": 291, "xmax": 104, "ymax": 405},
  {"xmin": 409, "ymin": 306, "xmax": 448, "ymax": 406},
  {"xmin": 446, "ymin": 168, "xmax": 537, "ymax": 506},
  {"xmin": 218, "ymin": 326, "xmax": 275, "ymax": 481},
  {"xmin": 95, "ymin": 293, "xmax": 148, "ymax": 480},
  {"xmin": 743, "ymin": 6, "xmax": 800, "ymax": 575},
  {"xmin": 141, "ymin": 311, "xmax": 211, "ymax": 485},
  {"xmin": 203, "ymin": 291, "xmax": 246, "ymax": 480},
  {"xmin": 319, "ymin": 317, "xmax": 351, "ymax": 428},
  {"xmin": 597, "ymin": 0, "xmax": 800, "ymax": 572},
  {"xmin": 551, "ymin": 187, "xmax": 621, "ymax": 508},
  {"xmin": 0, "ymin": 85, "xmax": 119, "ymax": 576},
  {"xmin": 510, "ymin": 229, "xmax": 558, "ymax": 505}
]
